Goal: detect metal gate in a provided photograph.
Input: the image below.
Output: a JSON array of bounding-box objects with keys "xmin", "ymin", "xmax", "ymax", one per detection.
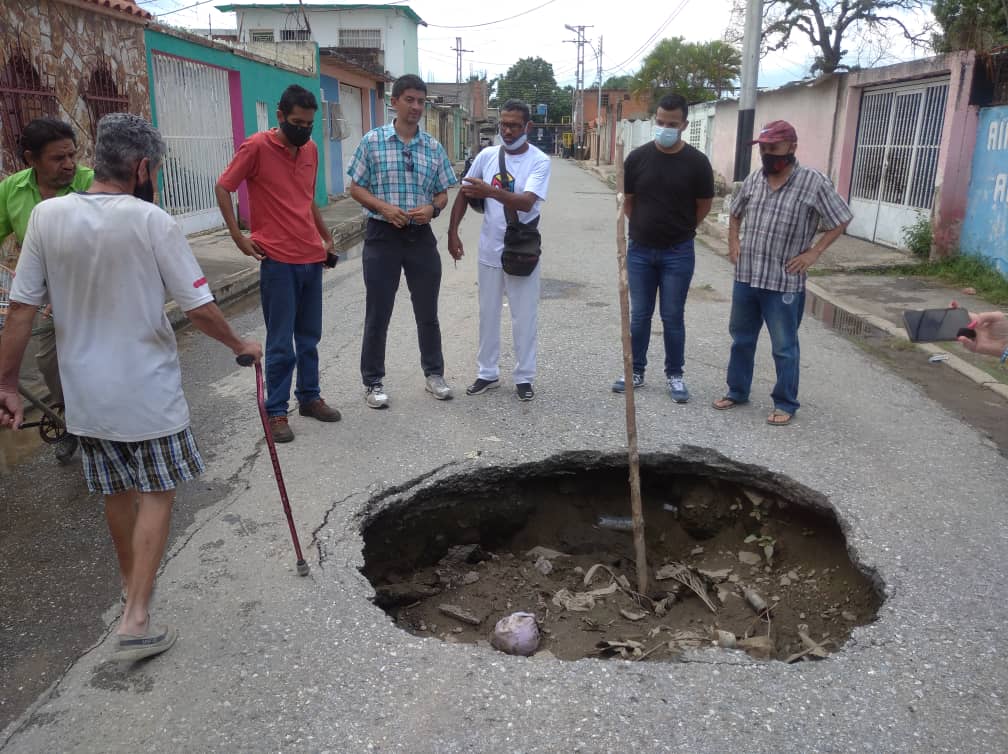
[
  {"xmin": 848, "ymin": 79, "xmax": 949, "ymax": 248},
  {"xmin": 338, "ymin": 84, "xmax": 363, "ymax": 181},
  {"xmin": 152, "ymin": 53, "xmax": 235, "ymax": 235}
]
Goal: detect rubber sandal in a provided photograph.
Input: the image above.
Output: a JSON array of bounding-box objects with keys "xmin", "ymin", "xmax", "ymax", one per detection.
[
  {"xmin": 712, "ymin": 397, "xmax": 746, "ymax": 410},
  {"xmin": 112, "ymin": 624, "xmax": 178, "ymax": 663},
  {"xmin": 766, "ymin": 409, "xmax": 793, "ymax": 426}
]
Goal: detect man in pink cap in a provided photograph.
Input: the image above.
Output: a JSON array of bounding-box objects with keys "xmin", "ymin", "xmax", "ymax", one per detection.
[{"xmin": 712, "ymin": 120, "xmax": 852, "ymax": 425}]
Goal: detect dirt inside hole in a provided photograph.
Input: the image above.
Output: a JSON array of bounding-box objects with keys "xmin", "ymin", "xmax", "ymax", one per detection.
[{"xmin": 361, "ymin": 452, "xmax": 883, "ymax": 663}]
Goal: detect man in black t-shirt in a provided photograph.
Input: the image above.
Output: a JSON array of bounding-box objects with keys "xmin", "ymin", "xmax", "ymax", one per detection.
[{"xmin": 612, "ymin": 93, "xmax": 714, "ymax": 403}]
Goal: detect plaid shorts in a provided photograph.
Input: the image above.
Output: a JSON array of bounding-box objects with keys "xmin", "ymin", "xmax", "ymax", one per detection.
[{"xmin": 79, "ymin": 428, "xmax": 205, "ymax": 495}]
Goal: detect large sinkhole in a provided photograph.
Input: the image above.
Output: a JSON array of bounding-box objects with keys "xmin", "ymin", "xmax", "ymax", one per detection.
[{"xmin": 360, "ymin": 451, "xmax": 883, "ymax": 663}]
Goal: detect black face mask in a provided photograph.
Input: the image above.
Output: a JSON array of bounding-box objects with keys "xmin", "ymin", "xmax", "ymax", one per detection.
[
  {"xmin": 280, "ymin": 120, "xmax": 312, "ymax": 147},
  {"xmin": 761, "ymin": 152, "xmax": 795, "ymax": 175},
  {"xmin": 133, "ymin": 179, "xmax": 155, "ymax": 203}
]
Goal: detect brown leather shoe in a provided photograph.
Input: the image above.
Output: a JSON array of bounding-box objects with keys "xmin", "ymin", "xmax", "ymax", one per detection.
[
  {"xmin": 298, "ymin": 398, "xmax": 341, "ymax": 422},
  {"xmin": 268, "ymin": 415, "xmax": 294, "ymax": 443}
]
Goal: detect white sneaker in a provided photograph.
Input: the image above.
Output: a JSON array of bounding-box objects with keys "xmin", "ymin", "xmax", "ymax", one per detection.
[
  {"xmin": 365, "ymin": 383, "xmax": 389, "ymax": 409},
  {"xmin": 425, "ymin": 374, "xmax": 453, "ymax": 400}
]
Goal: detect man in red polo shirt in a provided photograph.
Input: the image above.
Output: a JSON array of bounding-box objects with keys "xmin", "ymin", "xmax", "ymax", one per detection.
[{"xmin": 215, "ymin": 84, "xmax": 339, "ymax": 443}]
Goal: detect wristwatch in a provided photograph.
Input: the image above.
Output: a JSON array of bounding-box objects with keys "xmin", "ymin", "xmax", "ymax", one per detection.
[{"xmin": 431, "ymin": 204, "xmax": 442, "ymax": 219}]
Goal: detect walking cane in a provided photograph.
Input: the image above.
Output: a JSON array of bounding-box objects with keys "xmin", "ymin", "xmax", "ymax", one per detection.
[
  {"xmin": 237, "ymin": 355, "xmax": 310, "ymax": 577},
  {"xmin": 615, "ymin": 141, "xmax": 649, "ymax": 596}
]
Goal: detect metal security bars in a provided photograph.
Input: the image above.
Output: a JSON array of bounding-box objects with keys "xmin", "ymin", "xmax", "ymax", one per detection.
[
  {"xmin": 83, "ymin": 61, "xmax": 128, "ymax": 139},
  {"xmin": 0, "ymin": 49, "xmax": 58, "ymax": 174},
  {"xmin": 151, "ymin": 53, "xmax": 235, "ymax": 234}
]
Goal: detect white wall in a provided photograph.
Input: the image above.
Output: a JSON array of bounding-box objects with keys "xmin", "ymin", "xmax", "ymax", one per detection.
[{"xmin": 236, "ymin": 7, "xmax": 414, "ymax": 77}]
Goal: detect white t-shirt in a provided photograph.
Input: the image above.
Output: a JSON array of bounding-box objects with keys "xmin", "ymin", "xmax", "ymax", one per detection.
[
  {"xmin": 465, "ymin": 144, "xmax": 551, "ymax": 268},
  {"xmin": 11, "ymin": 193, "xmax": 214, "ymax": 442}
]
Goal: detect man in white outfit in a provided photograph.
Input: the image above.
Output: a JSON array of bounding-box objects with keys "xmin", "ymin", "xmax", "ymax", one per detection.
[{"xmin": 447, "ymin": 99, "xmax": 551, "ymax": 401}]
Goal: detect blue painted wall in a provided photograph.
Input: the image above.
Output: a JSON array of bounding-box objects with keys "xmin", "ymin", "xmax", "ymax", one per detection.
[
  {"xmin": 320, "ymin": 74, "xmax": 344, "ymax": 194},
  {"xmin": 961, "ymin": 106, "xmax": 1008, "ymax": 278}
]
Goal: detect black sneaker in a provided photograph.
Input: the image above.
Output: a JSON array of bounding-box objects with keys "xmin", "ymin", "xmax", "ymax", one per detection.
[
  {"xmin": 516, "ymin": 383, "xmax": 535, "ymax": 401},
  {"xmin": 466, "ymin": 378, "xmax": 500, "ymax": 396}
]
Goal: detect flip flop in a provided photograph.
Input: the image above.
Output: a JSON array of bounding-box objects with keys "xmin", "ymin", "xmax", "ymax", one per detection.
[
  {"xmin": 112, "ymin": 624, "xmax": 177, "ymax": 663},
  {"xmin": 766, "ymin": 409, "xmax": 793, "ymax": 426},
  {"xmin": 712, "ymin": 397, "xmax": 747, "ymax": 410}
]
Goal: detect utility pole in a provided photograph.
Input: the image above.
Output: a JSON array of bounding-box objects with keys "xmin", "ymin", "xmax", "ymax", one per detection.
[
  {"xmin": 732, "ymin": 0, "xmax": 762, "ymax": 181},
  {"xmin": 564, "ymin": 24, "xmax": 592, "ymax": 155},
  {"xmin": 451, "ymin": 37, "xmax": 472, "ymax": 106}
]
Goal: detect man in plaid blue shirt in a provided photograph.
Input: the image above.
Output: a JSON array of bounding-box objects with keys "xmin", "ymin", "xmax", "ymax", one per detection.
[{"xmin": 348, "ymin": 74, "xmax": 457, "ymax": 408}]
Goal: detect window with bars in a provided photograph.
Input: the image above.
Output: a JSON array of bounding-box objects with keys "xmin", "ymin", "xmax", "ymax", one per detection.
[
  {"xmin": 249, "ymin": 29, "xmax": 275, "ymax": 42},
  {"xmin": 601, "ymin": 93, "xmax": 609, "ymax": 108},
  {"xmin": 339, "ymin": 29, "xmax": 381, "ymax": 48},
  {"xmin": 83, "ymin": 61, "xmax": 128, "ymax": 139},
  {"xmin": 256, "ymin": 100, "xmax": 270, "ymax": 132},
  {"xmin": 0, "ymin": 49, "xmax": 58, "ymax": 172},
  {"xmin": 281, "ymin": 29, "xmax": 311, "ymax": 41}
]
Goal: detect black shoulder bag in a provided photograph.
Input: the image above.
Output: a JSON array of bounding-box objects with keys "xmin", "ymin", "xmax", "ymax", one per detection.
[{"xmin": 497, "ymin": 146, "xmax": 542, "ymax": 276}]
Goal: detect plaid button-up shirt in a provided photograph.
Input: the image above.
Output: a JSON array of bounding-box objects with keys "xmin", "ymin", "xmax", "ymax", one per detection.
[
  {"xmin": 730, "ymin": 163, "xmax": 852, "ymax": 293},
  {"xmin": 347, "ymin": 122, "xmax": 457, "ymax": 220}
]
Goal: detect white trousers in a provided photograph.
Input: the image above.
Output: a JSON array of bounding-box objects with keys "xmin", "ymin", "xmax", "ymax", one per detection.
[{"xmin": 477, "ymin": 262, "xmax": 540, "ymax": 384}]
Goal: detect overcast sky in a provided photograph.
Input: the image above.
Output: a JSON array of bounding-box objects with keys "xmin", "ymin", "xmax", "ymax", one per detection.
[{"xmin": 141, "ymin": 0, "xmax": 933, "ymax": 92}]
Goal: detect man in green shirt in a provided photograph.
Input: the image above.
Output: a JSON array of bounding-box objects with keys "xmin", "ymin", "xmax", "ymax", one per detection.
[{"xmin": 0, "ymin": 118, "xmax": 94, "ymax": 464}]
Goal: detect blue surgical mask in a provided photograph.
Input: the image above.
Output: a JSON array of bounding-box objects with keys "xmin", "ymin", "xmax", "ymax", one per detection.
[{"xmin": 654, "ymin": 126, "xmax": 679, "ymax": 149}]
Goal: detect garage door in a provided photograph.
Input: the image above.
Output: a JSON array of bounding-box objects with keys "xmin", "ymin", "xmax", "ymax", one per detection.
[
  {"xmin": 152, "ymin": 53, "xmax": 235, "ymax": 235},
  {"xmin": 847, "ymin": 79, "xmax": 948, "ymax": 248}
]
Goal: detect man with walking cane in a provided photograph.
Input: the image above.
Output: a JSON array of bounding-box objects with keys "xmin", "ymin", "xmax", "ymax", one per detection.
[{"xmin": 0, "ymin": 113, "xmax": 261, "ymax": 663}]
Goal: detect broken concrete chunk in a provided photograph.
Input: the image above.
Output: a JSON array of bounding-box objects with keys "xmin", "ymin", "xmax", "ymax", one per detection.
[
  {"xmin": 525, "ymin": 546, "xmax": 570, "ymax": 561},
  {"xmin": 698, "ymin": 567, "xmax": 733, "ymax": 583},
  {"xmin": 779, "ymin": 576, "xmax": 792, "ymax": 587},
  {"xmin": 620, "ymin": 608, "xmax": 648, "ymax": 621},
  {"xmin": 715, "ymin": 630, "xmax": 737, "ymax": 648},
  {"xmin": 841, "ymin": 610, "xmax": 857, "ymax": 622},
  {"xmin": 738, "ymin": 551, "xmax": 762, "ymax": 566},
  {"xmin": 438, "ymin": 544, "xmax": 488, "ymax": 568},
  {"xmin": 462, "ymin": 572, "xmax": 481, "ymax": 585},
  {"xmin": 534, "ymin": 557, "xmax": 554, "ymax": 576},
  {"xmin": 743, "ymin": 489, "xmax": 765, "ymax": 506},
  {"xmin": 691, "ymin": 546, "xmax": 705, "ymax": 555},
  {"xmin": 374, "ymin": 582, "xmax": 441, "ymax": 608},
  {"xmin": 438, "ymin": 603, "xmax": 482, "ymax": 626}
]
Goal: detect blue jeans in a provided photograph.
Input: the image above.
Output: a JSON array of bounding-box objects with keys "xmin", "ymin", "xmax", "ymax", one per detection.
[
  {"xmin": 627, "ymin": 239, "xmax": 695, "ymax": 377},
  {"xmin": 259, "ymin": 258, "xmax": 323, "ymax": 417},
  {"xmin": 725, "ymin": 281, "xmax": 805, "ymax": 414}
]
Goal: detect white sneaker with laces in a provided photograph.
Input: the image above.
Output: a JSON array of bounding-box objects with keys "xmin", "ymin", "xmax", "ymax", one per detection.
[
  {"xmin": 425, "ymin": 374, "xmax": 453, "ymax": 400},
  {"xmin": 366, "ymin": 383, "xmax": 389, "ymax": 409}
]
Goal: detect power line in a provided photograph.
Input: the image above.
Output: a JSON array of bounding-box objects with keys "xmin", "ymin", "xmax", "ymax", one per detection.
[
  {"xmin": 603, "ymin": 0, "xmax": 691, "ymax": 74},
  {"xmin": 427, "ymin": 0, "xmax": 559, "ymax": 29},
  {"xmin": 154, "ymin": 0, "xmax": 218, "ymax": 16}
]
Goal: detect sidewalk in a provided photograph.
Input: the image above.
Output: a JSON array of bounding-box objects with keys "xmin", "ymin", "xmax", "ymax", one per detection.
[
  {"xmin": 164, "ymin": 195, "xmax": 367, "ymax": 327},
  {"xmin": 576, "ymin": 159, "xmax": 1008, "ymax": 401}
]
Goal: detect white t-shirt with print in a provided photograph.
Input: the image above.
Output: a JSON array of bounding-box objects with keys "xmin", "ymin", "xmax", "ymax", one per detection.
[
  {"xmin": 465, "ymin": 144, "xmax": 551, "ymax": 268},
  {"xmin": 11, "ymin": 193, "xmax": 214, "ymax": 442}
]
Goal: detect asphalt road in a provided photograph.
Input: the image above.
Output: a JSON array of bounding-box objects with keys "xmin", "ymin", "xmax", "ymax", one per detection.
[{"xmin": 2, "ymin": 158, "xmax": 1006, "ymax": 752}]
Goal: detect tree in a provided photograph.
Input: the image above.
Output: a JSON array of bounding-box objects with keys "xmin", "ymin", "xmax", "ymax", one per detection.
[
  {"xmin": 932, "ymin": 0, "xmax": 1008, "ymax": 52},
  {"xmin": 726, "ymin": 0, "xmax": 932, "ymax": 76},
  {"xmin": 602, "ymin": 74, "xmax": 635, "ymax": 90},
  {"xmin": 490, "ymin": 57, "xmax": 571, "ymax": 121},
  {"xmin": 631, "ymin": 38, "xmax": 742, "ymax": 107}
]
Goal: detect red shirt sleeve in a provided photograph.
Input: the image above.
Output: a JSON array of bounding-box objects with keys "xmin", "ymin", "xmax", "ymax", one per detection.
[{"xmin": 218, "ymin": 135, "xmax": 260, "ymax": 192}]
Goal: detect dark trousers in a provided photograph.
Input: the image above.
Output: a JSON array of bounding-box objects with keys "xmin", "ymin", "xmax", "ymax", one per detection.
[
  {"xmin": 259, "ymin": 258, "xmax": 323, "ymax": 416},
  {"xmin": 360, "ymin": 219, "xmax": 444, "ymax": 386}
]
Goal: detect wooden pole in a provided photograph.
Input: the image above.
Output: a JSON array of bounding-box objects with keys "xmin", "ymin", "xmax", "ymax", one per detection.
[{"xmin": 614, "ymin": 141, "xmax": 649, "ymax": 596}]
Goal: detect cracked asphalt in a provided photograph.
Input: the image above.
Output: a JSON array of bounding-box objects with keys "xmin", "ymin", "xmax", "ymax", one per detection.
[{"xmin": 1, "ymin": 159, "xmax": 1006, "ymax": 752}]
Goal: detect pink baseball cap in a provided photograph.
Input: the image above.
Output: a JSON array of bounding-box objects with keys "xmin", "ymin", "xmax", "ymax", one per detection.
[{"xmin": 751, "ymin": 120, "xmax": 798, "ymax": 144}]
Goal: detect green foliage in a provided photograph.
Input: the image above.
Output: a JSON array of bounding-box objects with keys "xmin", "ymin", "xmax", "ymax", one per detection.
[
  {"xmin": 632, "ymin": 38, "xmax": 741, "ymax": 107},
  {"xmin": 490, "ymin": 57, "xmax": 571, "ymax": 122},
  {"xmin": 874, "ymin": 255, "xmax": 1008, "ymax": 306},
  {"xmin": 932, "ymin": 0, "xmax": 1008, "ymax": 52},
  {"xmin": 901, "ymin": 216, "xmax": 933, "ymax": 259},
  {"xmin": 602, "ymin": 74, "xmax": 634, "ymax": 90}
]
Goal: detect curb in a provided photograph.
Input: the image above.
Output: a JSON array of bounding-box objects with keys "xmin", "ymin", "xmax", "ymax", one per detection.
[
  {"xmin": 694, "ymin": 228, "xmax": 1008, "ymax": 403},
  {"xmin": 166, "ymin": 221, "xmax": 366, "ymax": 332}
]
